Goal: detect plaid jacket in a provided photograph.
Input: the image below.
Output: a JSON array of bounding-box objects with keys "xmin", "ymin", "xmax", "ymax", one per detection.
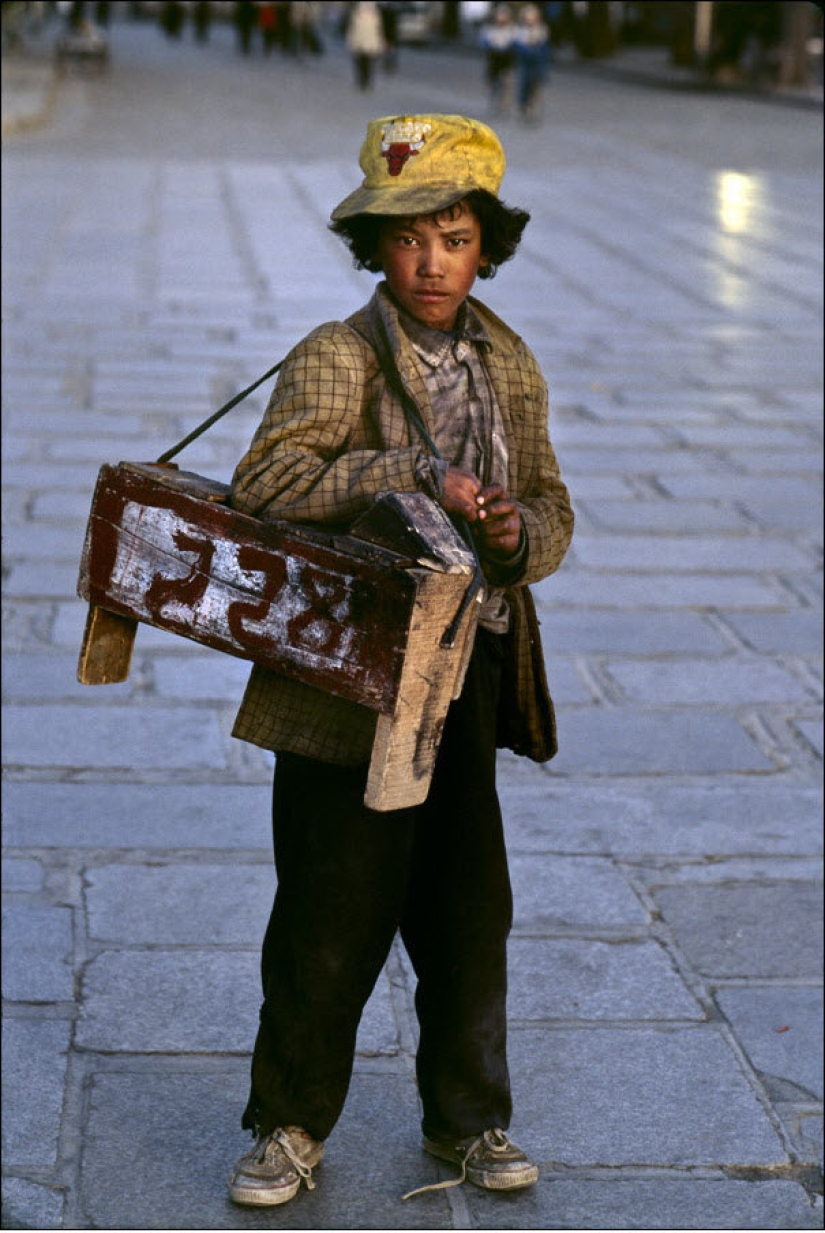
[{"xmin": 229, "ymin": 284, "xmax": 574, "ymax": 765}]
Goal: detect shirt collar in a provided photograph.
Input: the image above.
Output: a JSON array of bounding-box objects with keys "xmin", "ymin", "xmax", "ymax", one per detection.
[{"xmin": 392, "ymin": 296, "xmax": 492, "ymax": 369}]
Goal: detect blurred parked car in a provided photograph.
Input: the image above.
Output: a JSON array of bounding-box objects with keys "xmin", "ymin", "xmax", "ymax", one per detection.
[{"xmin": 395, "ymin": 1, "xmax": 433, "ymax": 44}]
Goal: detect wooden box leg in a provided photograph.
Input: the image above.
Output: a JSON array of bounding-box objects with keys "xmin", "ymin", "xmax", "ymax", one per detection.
[
  {"xmin": 364, "ymin": 571, "xmax": 479, "ymax": 812},
  {"xmin": 77, "ymin": 604, "xmax": 138, "ymax": 685}
]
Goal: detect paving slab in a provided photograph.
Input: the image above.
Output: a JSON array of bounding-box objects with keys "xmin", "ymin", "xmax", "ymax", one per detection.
[
  {"xmin": 652, "ymin": 882, "xmax": 824, "ymax": 979},
  {"xmin": 721, "ymin": 611, "xmax": 824, "ymax": 655},
  {"xmin": 792, "ymin": 1115, "xmax": 824, "ymax": 1169},
  {"xmin": 547, "ymin": 711, "xmax": 776, "ymax": 776},
  {"xmin": 572, "ymin": 534, "xmax": 815, "ymax": 572},
  {"xmin": 85, "ymin": 863, "xmax": 275, "ymax": 946},
  {"xmin": 673, "ymin": 424, "xmax": 817, "ymax": 449},
  {"xmin": 2, "ymin": 703, "xmax": 229, "ymax": 770},
  {"xmin": 1, "ymin": 857, "xmax": 44, "ymax": 892},
  {"xmin": 578, "ymin": 499, "xmax": 752, "ymax": 533},
  {"xmin": 2, "ymin": 561, "xmax": 83, "ymax": 599},
  {"xmin": 462, "ymin": 1175, "xmax": 823, "ymax": 1230},
  {"xmin": 10, "ymin": 414, "xmax": 154, "ymax": 446},
  {"xmin": 540, "ymin": 658, "xmax": 598, "ymax": 705},
  {"xmin": 541, "ymin": 610, "xmax": 730, "ymax": 655},
  {"xmin": 76, "ymin": 949, "xmax": 399, "ymax": 1057},
  {"xmin": 75, "ymin": 950, "xmax": 261, "ymax": 1053},
  {"xmin": 1, "ymin": 488, "xmax": 28, "ymax": 524},
  {"xmin": 510, "ymin": 853, "xmax": 648, "ymax": 928},
  {"xmin": 508, "ymin": 938, "xmax": 703, "ymax": 1021},
  {"xmin": 630, "ymin": 856, "xmax": 823, "ymax": 887},
  {"xmin": 715, "ymin": 987, "xmax": 824, "ymax": 1102},
  {"xmin": 558, "ymin": 448, "xmax": 735, "ymax": 477},
  {"xmin": 728, "ymin": 448, "xmax": 823, "ymax": 476},
  {"xmin": 507, "ymin": 1027, "xmax": 786, "ymax": 1166},
  {"xmin": 603, "ymin": 658, "xmax": 815, "ymax": 705},
  {"xmin": 2, "ymin": 782, "xmax": 275, "ymax": 850},
  {"xmin": 795, "ymin": 717, "xmax": 824, "ymax": 759},
  {"xmin": 77, "ymin": 1066, "xmax": 446, "ymax": 1230},
  {"xmin": 2, "ymin": 523, "xmax": 87, "ymax": 560},
  {"xmin": 738, "ymin": 497, "xmax": 825, "ymax": 534},
  {"xmin": 1, "ymin": 1018, "xmax": 71, "ymax": 1168},
  {"xmin": 1, "ymin": 903, "xmax": 74, "ymax": 1002},
  {"xmin": 498, "ymin": 775, "xmax": 824, "ymax": 857},
  {"xmin": 0, "ymin": 1177, "xmax": 66, "ymax": 1232},
  {"xmin": 147, "ymin": 650, "xmax": 264, "ymax": 701},
  {"xmin": 659, "ymin": 475, "xmax": 822, "ymax": 505},
  {"xmin": 556, "ymin": 473, "xmax": 632, "ymax": 498},
  {"xmin": 535, "ymin": 570, "xmax": 786, "ymax": 609},
  {"xmin": 1, "ymin": 602, "xmax": 55, "ymax": 655},
  {"xmin": 1, "ymin": 463, "xmax": 102, "ymax": 492},
  {"xmin": 2, "ymin": 653, "xmax": 133, "ymax": 701}
]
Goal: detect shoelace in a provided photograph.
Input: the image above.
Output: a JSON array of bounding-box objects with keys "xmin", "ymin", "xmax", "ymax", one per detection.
[
  {"xmin": 235, "ymin": 1130, "xmax": 317, "ymax": 1192},
  {"xmin": 401, "ymin": 1128, "xmax": 512, "ymax": 1202},
  {"xmin": 272, "ymin": 1130, "xmax": 317, "ymax": 1191}
]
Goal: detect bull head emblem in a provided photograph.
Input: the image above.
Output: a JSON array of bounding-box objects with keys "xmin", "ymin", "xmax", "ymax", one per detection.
[{"xmin": 380, "ymin": 120, "xmax": 432, "ymax": 177}]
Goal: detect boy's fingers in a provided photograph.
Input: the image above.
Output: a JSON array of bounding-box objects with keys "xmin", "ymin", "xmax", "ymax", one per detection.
[
  {"xmin": 476, "ymin": 483, "xmax": 506, "ymax": 506},
  {"xmin": 477, "ymin": 496, "xmax": 517, "ymax": 522}
]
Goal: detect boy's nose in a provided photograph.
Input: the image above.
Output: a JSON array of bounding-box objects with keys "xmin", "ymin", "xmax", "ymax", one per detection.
[{"xmin": 417, "ymin": 245, "xmax": 444, "ymax": 276}]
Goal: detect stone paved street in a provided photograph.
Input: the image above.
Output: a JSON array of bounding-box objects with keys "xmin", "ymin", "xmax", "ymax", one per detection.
[{"xmin": 2, "ymin": 10, "xmax": 823, "ymax": 1230}]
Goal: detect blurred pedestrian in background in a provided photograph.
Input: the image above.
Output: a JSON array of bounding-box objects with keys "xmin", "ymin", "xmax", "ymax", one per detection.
[
  {"xmin": 290, "ymin": 1, "xmax": 324, "ymax": 57},
  {"xmin": 379, "ymin": 1, "xmax": 399, "ymax": 73},
  {"xmin": 273, "ymin": 1, "xmax": 293, "ymax": 54},
  {"xmin": 160, "ymin": 0, "xmax": 185, "ymax": 40},
  {"xmin": 234, "ymin": 0, "xmax": 257, "ymax": 55},
  {"xmin": 514, "ymin": 3, "xmax": 550, "ymax": 122},
  {"xmin": 479, "ymin": 4, "xmax": 516, "ymax": 119},
  {"xmin": 346, "ymin": 1, "xmax": 385, "ymax": 90},
  {"xmin": 192, "ymin": 0, "xmax": 211, "ymax": 43},
  {"xmin": 259, "ymin": 1, "xmax": 279, "ymax": 54},
  {"xmin": 66, "ymin": 0, "xmax": 86, "ymax": 31}
]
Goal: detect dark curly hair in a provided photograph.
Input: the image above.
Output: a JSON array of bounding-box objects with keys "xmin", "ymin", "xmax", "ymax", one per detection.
[{"xmin": 329, "ymin": 190, "xmax": 530, "ymax": 280}]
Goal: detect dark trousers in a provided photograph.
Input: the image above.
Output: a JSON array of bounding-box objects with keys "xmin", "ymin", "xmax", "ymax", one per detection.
[{"xmin": 243, "ymin": 629, "xmax": 513, "ymax": 1144}]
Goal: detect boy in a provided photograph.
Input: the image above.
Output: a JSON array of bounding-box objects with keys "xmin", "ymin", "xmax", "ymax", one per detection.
[{"xmin": 227, "ymin": 113, "xmax": 573, "ymax": 1207}]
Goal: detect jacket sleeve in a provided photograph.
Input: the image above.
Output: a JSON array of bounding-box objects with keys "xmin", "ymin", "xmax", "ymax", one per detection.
[
  {"xmin": 230, "ymin": 323, "xmax": 425, "ymax": 524},
  {"xmin": 510, "ymin": 340, "xmax": 574, "ymax": 587}
]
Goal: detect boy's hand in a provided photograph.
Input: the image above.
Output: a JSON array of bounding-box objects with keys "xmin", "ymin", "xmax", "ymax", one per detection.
[
  {"xmin": 475, "ymin": 484, "xmax": 522, "ymax": 560},
  {"xmin": 441, "ymin": 465, "xmax": 483, "ymax": 521},
  {"xmin": 440, "ymin": 471, "xmax": 522, "ymax": 562}
]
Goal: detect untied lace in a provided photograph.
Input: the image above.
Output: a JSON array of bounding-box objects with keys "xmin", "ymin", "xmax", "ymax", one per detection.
[{"xmin": 401, "ymin": 1128, "xmax": 512, "ymax": 1202}]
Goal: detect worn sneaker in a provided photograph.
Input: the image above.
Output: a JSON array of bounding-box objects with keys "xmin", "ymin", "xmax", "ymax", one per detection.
[
  {"xmin": 228, "ymin": 1126, "xmax": 324, "ymax": 1207},
  {"xmin": 403, "ymin": 1127, "xmax": 539, "ymax": 1200}
]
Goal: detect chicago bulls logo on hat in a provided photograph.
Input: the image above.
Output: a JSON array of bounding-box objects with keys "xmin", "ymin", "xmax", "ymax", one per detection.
[{"xmin": 380, "ymin": 119, "xmax": 432, "ymax": 177}]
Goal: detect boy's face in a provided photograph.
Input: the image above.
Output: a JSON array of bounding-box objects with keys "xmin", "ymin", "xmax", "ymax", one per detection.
[{"xmin": 375, "ymin": 201, "xmax": 488, "ymax": 332}]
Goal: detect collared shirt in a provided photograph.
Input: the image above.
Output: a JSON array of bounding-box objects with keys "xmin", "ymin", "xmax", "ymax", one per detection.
[{"xmin": 397, "ymin": 300, "xmax": 514, "ymax": 633}]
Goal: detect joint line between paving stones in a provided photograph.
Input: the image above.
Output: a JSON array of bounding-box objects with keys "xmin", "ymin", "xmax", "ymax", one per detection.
[
  {"xmin": 219, "ymin": 166, "xmax": 269, "ymax": 302},
  {"xmin": 57, "ymin": 1035, "xmax": 94, "ymax": 1229}
]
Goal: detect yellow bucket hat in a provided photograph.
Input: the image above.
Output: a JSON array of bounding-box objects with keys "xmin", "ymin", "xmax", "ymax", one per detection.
[{"xmin": 330, "ymin": 113, "xmax": 506, "ymax": 221}]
